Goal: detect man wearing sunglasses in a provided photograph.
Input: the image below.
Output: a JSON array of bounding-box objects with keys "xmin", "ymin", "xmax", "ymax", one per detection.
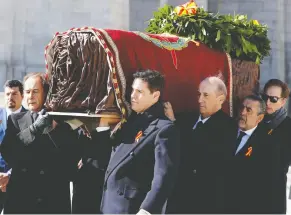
[{"xmin": 262, "ymin": 79, "xmax": 291, "ymax": 214}]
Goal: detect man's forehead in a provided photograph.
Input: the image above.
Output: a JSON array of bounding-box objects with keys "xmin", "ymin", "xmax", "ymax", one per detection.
[
  {"xmin": 132, "ymin": 79, "xmax": 149, "ymax": 90},
  {"xmin": 5, "ymin": 87, "xmax": 20, "ymax": 92},
  {"xmin": 24, "ymin": 77, "xmax": 41, "ymax": 89},
  {"xmin": 243, "ymin": 99, "xmax": 259, "ymax": 108},
  {"xmin": 266, "ymin": 86, "xmax": 282, "ymax": 96},
  {"xmin": 199, "ymin": 82, "xmax": 217, "ymax": 93}
]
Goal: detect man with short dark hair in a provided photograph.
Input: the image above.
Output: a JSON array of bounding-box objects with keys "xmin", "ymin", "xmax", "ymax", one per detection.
[
  {"xmin": 0, "ymin": 73, "xmax": 80, "ymax": 213},
  {"xmin": 262, "ymin": 79, "xmax": 291, "ymax": 213},
  {"xmin": 91, "ymin": 70, "xmax": 180, "ymax": 214},
  {"xmin": 0, "ymin": 80, "xmax": 26, "ymax": 212}
]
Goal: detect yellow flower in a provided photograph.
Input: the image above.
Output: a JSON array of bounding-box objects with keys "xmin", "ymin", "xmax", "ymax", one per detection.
[
  {"xmin": 252, "ymin": 19, "xmax": 260, "ymax": 25},
  {"xmin": 174, "ymin": 0, "xmax": 198, "ymax": 16}
]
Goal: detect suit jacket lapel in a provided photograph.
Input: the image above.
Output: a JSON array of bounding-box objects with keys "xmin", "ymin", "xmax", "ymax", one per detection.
[
  {"xmin": 21, "ymin": 106, "xmax": 27, "ymax": 113},
  {"xmin": 105, "ymin": 119, "xmax": 159, "ymax": 182},
  {"xmin": 236, "ymin": 128, "xmax": 260, "ymax": 157},
  {"xmin": 17, "ymin": 112, "xmax": 33, "ymax": 131}
]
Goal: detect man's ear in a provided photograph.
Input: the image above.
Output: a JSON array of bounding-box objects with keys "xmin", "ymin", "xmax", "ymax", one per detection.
[
  {"xmin": 153, "ymin": 91, "xmax": 160, "ymax": 100},
  {"xmin": 217, "ymin": 94, "xmax": 226, "ymax": 104},
  {"xmin": 281, "ymin": 98, "xmax": 287, "ymax": 106},
  {"xmin": 257, "ymin": 114, "xmax": 264, "ymax": 124}
]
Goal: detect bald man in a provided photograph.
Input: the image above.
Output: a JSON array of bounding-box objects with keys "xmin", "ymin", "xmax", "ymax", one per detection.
[{"xmin": 165, "ymin": 76, "xmax": 237, "ymax": 213}]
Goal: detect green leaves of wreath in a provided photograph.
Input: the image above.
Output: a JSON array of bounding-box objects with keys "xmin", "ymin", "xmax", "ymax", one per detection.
[{"xmin": 146, "ymin": 5, "xmax": 271, "ymax": 64}]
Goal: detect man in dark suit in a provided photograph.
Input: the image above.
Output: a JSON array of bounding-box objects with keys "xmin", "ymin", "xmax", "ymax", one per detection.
[
  {"xmin": 0, "ymin": 80, "xmax": 26, "ymax": 212},
  {"xmin": 226, "ymin": 95, "xmax": 270, "ymax": 213},
  {"xmin": 262, "ymin": 79, "xmax": 291, "ymax": 213},
  {"xmin": 72, "ymin": 128, "xmax": 112, "ymax": 214},
  {"xmin": 0, "ymin": 73, "xmax": 80, "ymax": 214},
  {"xmin": 90, "ymin": 70, "xmax": 180, "ymax": 214},
  {"xmin": 164, "ymin": 76, "xmax": 237, "ymax": 213}
]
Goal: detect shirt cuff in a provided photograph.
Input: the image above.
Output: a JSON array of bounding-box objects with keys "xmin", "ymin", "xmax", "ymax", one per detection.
[
  {"xmin": 7, "ymin": 169, "xmax": 12, "ymax": 176},
  {"xmin": 96, "ymin": 127, "xmax": 110, "ymax": 132},
  {"xmin": 137, "ymin": 209, "xmax": 151, "ymax": 215}
]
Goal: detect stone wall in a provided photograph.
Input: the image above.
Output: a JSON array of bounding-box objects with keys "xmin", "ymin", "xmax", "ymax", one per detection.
[
  {"xmin": 1, "ymin": 0, "xmax": 289, "ymax": 107},
  {"xmin": 208, "ymin": 0, "xmax": 290, "ymax": 88}
]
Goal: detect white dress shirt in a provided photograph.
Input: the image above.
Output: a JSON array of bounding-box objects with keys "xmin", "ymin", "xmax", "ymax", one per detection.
[
  {"xmin": 193, "ymin": 115, "xmax": 210, "ymax": 129},
  {"xmin": 235, "ymin": 126, "xmax": 257, "ymax": 154}
]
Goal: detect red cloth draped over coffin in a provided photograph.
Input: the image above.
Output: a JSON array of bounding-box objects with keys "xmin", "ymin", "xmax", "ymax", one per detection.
[{"xmin": 45, "ymin": 28, "xmax": 233, "ymax": 120}]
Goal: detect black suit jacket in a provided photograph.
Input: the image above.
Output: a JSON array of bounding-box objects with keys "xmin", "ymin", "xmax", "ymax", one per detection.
[
  {"xmin": 72, "ymin": 129, "xmax": 111, "ymax": 214},
  {"xmin": 98, "ymin": 102, "xmax": 180, "ymax": 214},
  {"xmin": 266, "ymin": 116, "xmax": 291, "ymax": 213},
  {"xmin": 0, "ymin": 111, "xmax": 80, "ymax": 214},
  {"xmin": 167, "ymin": 109, "xmax": 237, "ymax": 214},
  {"xmin": 226, "ymin": 124, "xmax": 271, "ymax": 214},
  {"xmin": 0, "ymin": 106, "xmax": 26, "ymax": 172}
]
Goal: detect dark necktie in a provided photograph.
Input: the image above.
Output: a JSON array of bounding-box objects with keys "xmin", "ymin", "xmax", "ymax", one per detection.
[
  {"xmin": 195, "ymin": 121, "xmax": 204, "ymax": 130},
  {"xmin": 236, "ymin": 131, "xmax": 246, "ymax": 150}
]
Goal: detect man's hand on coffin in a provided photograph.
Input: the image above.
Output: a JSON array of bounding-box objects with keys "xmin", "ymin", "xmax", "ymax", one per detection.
[
  {"xmin": 29, "ymin": 109, "xmax": 53, "ymax": 134},
  {"xmin": 0, "ymin": 172, "xmax": 10, "ymax": 192},
  {"xmin": 99, "ymin": 117, "xmax": 120, "ymax": 129},
  {"xmin": 164, "ymin": 102, "xmax": 176, "ymax": 121}
]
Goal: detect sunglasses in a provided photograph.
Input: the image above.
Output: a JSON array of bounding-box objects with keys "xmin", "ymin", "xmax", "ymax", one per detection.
[{"xmin": 262, "ymin": 94, "xmax": 281, "ymax": 103}]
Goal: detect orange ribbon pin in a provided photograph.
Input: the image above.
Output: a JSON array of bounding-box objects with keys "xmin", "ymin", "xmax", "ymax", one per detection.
[
  {"xmin": 135, "ymin": 131, "xmax": 143, "ymax": 143},
  {"xmin": 245, "ymin": 147, "xmax": 253, "ymax": 157}
]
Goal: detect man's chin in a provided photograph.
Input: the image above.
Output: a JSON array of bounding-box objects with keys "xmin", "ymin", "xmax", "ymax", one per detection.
[
  {"xmin": 238, "ymin": 120, "xmax": 245, "ymax": 126},
  {"xmin": 266, "ymin": 110, "xmax": 274, "ymax": 115},
  {"xmin": 7, "ymin": 105, "xmax": 15, "ymax": 109}
]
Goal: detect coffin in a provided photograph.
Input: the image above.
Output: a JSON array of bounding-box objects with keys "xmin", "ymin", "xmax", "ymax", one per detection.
[{"xmin": 44, "ymin": 27, "xmax": 259, "ymax": 122}]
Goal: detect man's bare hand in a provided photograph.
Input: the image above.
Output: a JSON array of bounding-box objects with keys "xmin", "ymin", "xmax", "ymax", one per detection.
[
  {"xmin": 164, "ymin": 102, "xmax": 176, "ymax": 122},
  {"xmin": 0, "ymin": 185, "xmax": 6, "ymax": 192},
  {"xmin": 99, "ymin": 117, "xmax": 121, "ymax": 128},
  {"xmin": 0, "ymin": 172, "xmax": 10, "ymax": 192}
]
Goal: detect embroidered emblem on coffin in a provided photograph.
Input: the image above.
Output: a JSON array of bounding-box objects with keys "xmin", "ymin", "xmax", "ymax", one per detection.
[{"xmin": 133, "ymin": 31, "xmax": 199, "ymax": 69}]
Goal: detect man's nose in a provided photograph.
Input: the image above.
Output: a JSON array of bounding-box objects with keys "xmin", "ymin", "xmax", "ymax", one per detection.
[
  {"xmin": 198, "ymin": 95, "xmax": 203, "ymax": 103},
  {"xmin": 241, "ymin": 108, "xmax": 247, "ymax": 115},
  {"xmin": 8, "ymin": 94, "xmax": 13, "ymax": 99},
  {"xmin": 131, "ymin": 91, "xmax": 136, "ymax": 99},
  {"xmin": 27, "ymin": 92, "xmax": 34, "ymax": 98}
]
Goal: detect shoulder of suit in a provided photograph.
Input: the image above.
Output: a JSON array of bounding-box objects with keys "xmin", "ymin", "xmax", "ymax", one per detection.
[
  {"xmin": 274, "ymin": 116, "xmax": 291, "ymax": 132},
  {"xmin": 156, "ymin": 117, "xmax": 175, "ymax": 129},
  {"xmin": 211, "ymin": 110, "xmax": 235, "ymax": 125},
  {"xmin": 9, "ymin": 111, "xmax": 29, "ymax": 121},
  {"xmin": 283, "ymin": 116, "xmax": 291, "ymax": 123}
]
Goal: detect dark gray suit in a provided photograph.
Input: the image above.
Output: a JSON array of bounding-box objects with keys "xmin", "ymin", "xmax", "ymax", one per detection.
[{"xmin": 0, "ymin": 111, "xmax": 80, "ymax": 214}]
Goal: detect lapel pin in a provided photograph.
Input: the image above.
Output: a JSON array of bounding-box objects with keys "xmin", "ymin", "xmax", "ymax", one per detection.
[
  {"xmin": 268, "ymin": 129, "xmax": 273, "ymax": 135},
  {"xmin": 245, "ymin": 146, "xmax": 252, "ymax": 157},
  {"xmin": 135, "ymin": 130, "xmax": 143, "ymax": 143}
]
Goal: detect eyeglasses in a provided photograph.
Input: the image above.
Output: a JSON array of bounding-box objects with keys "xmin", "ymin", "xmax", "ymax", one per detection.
[{"xmin": 262, "ymin": 94, "xmax": 282, "ymax": 103}]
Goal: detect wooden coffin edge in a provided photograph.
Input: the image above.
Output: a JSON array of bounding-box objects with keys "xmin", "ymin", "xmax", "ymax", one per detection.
[{"xmin": 47, "ymin": 111, "xmax": 121, "ymax": 119}]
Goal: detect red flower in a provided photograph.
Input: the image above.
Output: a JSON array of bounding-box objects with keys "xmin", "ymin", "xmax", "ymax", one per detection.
[{"xmin": 174, "ymin": 0, "xmax": 198, "ymax": 16}]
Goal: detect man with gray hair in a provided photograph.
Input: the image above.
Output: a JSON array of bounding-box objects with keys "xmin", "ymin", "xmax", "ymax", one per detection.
[
  {"xmin": 226, "ymin": 94, "xmax": 271, "ymax": 213},
  {"xmin": 164, "ymin": 76, "xmax": 237, "ymax": 213}
]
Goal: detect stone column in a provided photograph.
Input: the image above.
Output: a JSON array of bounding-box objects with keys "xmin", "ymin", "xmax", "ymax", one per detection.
[{"xmin": 0, "ymin": 1, "xmax": 14, "ymax": 87}]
